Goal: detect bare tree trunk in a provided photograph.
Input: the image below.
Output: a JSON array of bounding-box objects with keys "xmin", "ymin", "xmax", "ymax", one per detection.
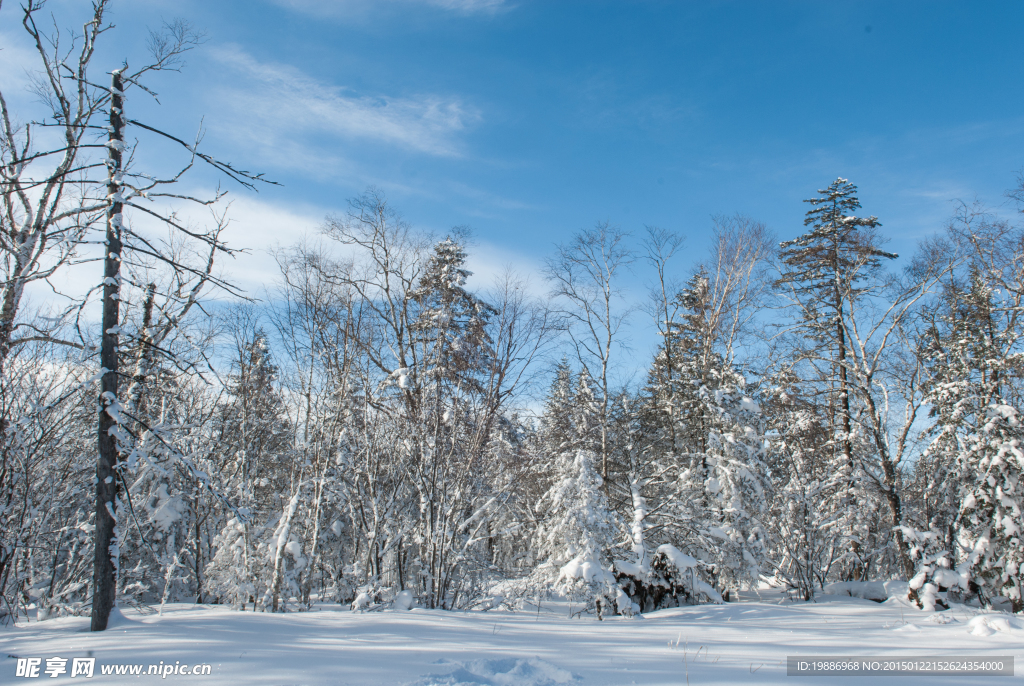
[
  {"xmin": 91, "ymin": 70, "xmax": 124, "ymax": 632},
  {"xmin": 270, "ymin": 489, "xmax": 301, "ymax": 612}
]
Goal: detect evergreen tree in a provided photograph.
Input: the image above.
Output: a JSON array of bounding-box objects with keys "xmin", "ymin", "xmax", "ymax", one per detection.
[
  {"xmin": 206, "ymin": 330, "xmax": 293, "ymax": 608},
  {"xmin": 638, "ymin": 270, "xmax": 768, "ymax": 597},
  {"xmin": 541, "ymin": 358, "xmax": 576, "ymax": 456},
  {"xmin": 411, "ymin": 237, "xmax": 497, "ymax": 397},
  {"xmin": 531, "ymin": 366, "xmax": 622, "ymax": 618},
  {"xmin": 762, "ymin": 374, "xmax": 842, "ymax": 600},
  {"xmin": 921, "ymin": 270, "xmax": 1023, "ymax": 612},
  {"xmin": 700, "ymin": 377, "xmax": 768, "ymax": 591},
  {"xmin": 776, "ymin": 178, "xmax": 897, "ymax": 578},
  {"xmin": 406, "ymin": 236, "xmax": 500, "ymax": 609}
]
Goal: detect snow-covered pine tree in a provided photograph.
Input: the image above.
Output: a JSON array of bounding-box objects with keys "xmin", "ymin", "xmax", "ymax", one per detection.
[
  {"xmin": 542, "ymin": 358, "xmax": 576, "ymax": 458},
  {"xmin": 776, "ymin": 178, "xmax": 897, "ymax": 580},
  {"xmin": 648, "ymin": 270, "xmax": 768, "ymax": 596},
  {"xmin": 921, "ymin": 268, "xmax": 1023, "ymax": 612},
  {"xmin": 641, "ymin": 269, "xmax": 717, "ymax": 571},
  {"xmin": 206, "ymin": 327, "xmax": 293, "ymax": 609},
  {"xmin": 958, "ymin": 403, "xmax": 1023, "ymax": 612},
  {"xmin": 761, "ymin": 372, "xmax": 843, "ymax": 600},
  {"xmin": 406, "ymin": 236, "xmax": 500, "ymax": 609},
  {"xmin": 621, "ymin": 218, "xmax": 779, "ymax": 605},
  {"xmin": 700, "ymin": 374, "xmax": 768, "ymax": 592},
  {"xmin": 531, "ymin": 367, "xmax": 623, "ymax": 618},
  {"xmin": 411, "ymin": 237, "xmax": 496, "ymax": 396}
]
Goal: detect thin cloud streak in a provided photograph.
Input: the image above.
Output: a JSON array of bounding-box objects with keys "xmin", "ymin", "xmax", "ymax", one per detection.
[{"xmin": 208, "ymin": 45, "xmax": 480, "ymax": 162}]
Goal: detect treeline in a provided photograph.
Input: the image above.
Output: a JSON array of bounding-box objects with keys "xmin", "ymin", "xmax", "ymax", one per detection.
[{"xmin": 2, "ymin": 177, "xmax": 1022, "ymax": 622}]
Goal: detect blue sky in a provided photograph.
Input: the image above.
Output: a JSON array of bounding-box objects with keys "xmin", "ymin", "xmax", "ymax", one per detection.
[{"xmin": 3, "ymin": 0, "xmax": 1023, "ymax": 376}]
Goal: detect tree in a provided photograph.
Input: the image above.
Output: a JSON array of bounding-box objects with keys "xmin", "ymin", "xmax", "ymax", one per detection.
[
  {"xmin": 0, "ymin": 2, "xmax": 280, "ymax": 630},
  {"xmin": 699, "ymin": 377, "xmax": 768, "ymax": 591},
  {"xmin": 531, "ymin": 367, "xmax": 621, "ymax": 618},
  {"xmin": 312, "ymin": 192, "xmax": 549, "ymax": 610},
  {"xmin": 205, "ymin": 317, "xmax": 292, "ymax": 609},
  {"xmin": 776, "ymin": 178, "xmax": 897, "ymax": 579},
  {"xmin": 544, "ymin": 222, "xmax": 633, "ymax": 490},
  {"xmin": 918, "ymin": 199, "xmax": 1024, "ymax": 612},
  {"xmin": 761, "ymin": 371, "xmax": 842, "ymax": 600}
]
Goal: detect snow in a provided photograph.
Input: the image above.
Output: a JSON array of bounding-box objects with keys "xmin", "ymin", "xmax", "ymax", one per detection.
[
  {"xmin": 284, "ymin": 540, "xmax": 303, "ymax": 560},
  {"xmin": 407, "ymin": 658, "xmax": 576, "ymax": 686},
  {"xmin": 966, "ymin": 614, "xmax": 1024, "ymax": 637},
  {"xmin": 611, "ymin": 559, "xmax": 644, "ymax": 578},
  {"xmin": 655, "ymin": 543, "xmax": 697, "ymax": 570},
  {"xmin": 396, "ymin": 590, "xmax": 416, "ymax": 611},
  {"xmin": 557, "ymin": 556, "xmax": 612, "ymax": 584},
  {"xmin": 739, "ymin": 396, "xmax": 759, "ymax": 413},
  {"xmin": 393, "ymin": 367, "xmax": 412, "ymax": 389},
  {"xmin": 149, "ymin": 483, "xmax": 183, "ymax": 531},
  {"xmin": 822, "ymin": 581, "xmax": 889, "ymax": 602},
  {"xmin": 2, "ymin": 592, "xmax": 1017, "ymax": 685}
]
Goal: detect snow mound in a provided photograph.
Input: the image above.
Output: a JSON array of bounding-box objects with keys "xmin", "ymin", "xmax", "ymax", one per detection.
[
  {"xmin": 893, "ymin": 623, "xmax": 922, "ymax": 632},
  {"xmin": 928, "ymin": 613, "xmax": 958, "ymax": 624},
  {"xmin": 395, "ymin": 589, "xmax": 416, "ymax": 611},
  {"xmin": 406, "ymin": 658, "xmax": 579, "ymax": 686},
  {"xmin": 822, "ymin": 581, "xmax": 888, "ymax": 602},
  {"xmin": 106, "ymin": 607, "xmax": 137, "ymax": 627},
  {"xmin": 352, "ymin": 591, "xmax": 371, "ymax": 610},
  {"xmin": 967, "ymin": 614, "xmax": 1024, "ymax": 637}
]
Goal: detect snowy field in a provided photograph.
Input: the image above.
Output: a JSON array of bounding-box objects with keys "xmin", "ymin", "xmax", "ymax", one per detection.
[{"xmin": 2, "ymin": 592, "xmax": 1021, "ymax": 685}]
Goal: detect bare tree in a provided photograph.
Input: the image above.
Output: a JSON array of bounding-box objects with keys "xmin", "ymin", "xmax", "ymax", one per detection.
[
  {"xmin": 544, "ymin": 222, "xmax": 633, "ymax": 488},
  {"xmin": 0, "ymin": 2, "xmax": 280, "ymax": 630},
  {"xmin": 700, "ymin": 215, "xmax": 776, "ymax": 368},
  {"xmin": 0, "ymin": 2, "xmax": 214, "ymax": 373},
  {"xmin": 641, "ymin": 226, "xmax": 685, "ymax": 451}
]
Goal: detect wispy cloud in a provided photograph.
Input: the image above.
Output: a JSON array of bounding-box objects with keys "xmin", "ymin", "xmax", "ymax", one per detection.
[
  {"xmin": 267, "ymin": 0, "xmax": 508, "ymax": 18},
  {"xmin": 0, "ymin": 32, "xmax": 42, "ymax": 96},
  {"xmin": 206, "ymin": 45, "xmax": 479, "ymax": 170}
]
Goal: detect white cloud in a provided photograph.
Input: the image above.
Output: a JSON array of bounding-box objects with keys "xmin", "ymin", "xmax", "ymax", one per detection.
[
  {"xmin": 205, "ymin": 194, "xmax": 549, "ymax": 303},
  {"xmin": 165, "ymin": 194, "xmax": 550, "ymax": 309},
  {"xmin": 463, "ymin": 238, "xmax": 547, "ymax": 298},
  {"xmin": 212, "ymin": 195, "xmax": 326, "ymax": 297},
  {"xmin": 205, "ymin": 46, "xmax": 479, "ymax": 172}
]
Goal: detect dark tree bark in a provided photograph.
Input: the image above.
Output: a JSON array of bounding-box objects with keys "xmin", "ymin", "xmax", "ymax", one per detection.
[{"xmin": 91, "ymin": 70, "xmax": 124, "ymax": 632}]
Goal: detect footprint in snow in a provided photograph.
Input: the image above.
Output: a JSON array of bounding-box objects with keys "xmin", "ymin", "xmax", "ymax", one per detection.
[{"xmin": 404, "ymin": 658, "xmax": 580, "ymax": 686}]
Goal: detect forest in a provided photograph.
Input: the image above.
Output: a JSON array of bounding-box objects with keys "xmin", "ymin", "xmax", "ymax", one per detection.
[{"xmin": 1, "ymin": 0, "xmax": 1022, "ymax": 632}]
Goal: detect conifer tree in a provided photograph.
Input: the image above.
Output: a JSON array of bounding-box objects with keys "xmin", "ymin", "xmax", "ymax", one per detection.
[
  {"xmin": 206, "ymin": 328, "xmax": 292, "ymax": 608},
  {"xmin": 921, "ymin": 269, "xmax": 1023, "ymax": 612},
  {"xmin": 700, "ymin": 378, "xmax": 768, "ymax": 590},
  {"xmin": 776, "ymin": 178, "xmax": 897, "ymax": 578},
  {"xmin": 411, "ymin": 237, "xmax": 497, "ymax": 396},
  {"xmin": 762, "ymin": 374, "xmax": 842, "ymax": 600},
  {"xmin": 531, "ymin": 366, "xmax": 621, "ymax": 617},
  {"xmin": 640, "ymin": 269, "xmax": 768, "ymax": 596}
]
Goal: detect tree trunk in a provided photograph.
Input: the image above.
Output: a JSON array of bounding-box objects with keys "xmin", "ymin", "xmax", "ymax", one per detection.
[
  {"xmin": 834, "ymin": 233, "xmax": 859, "ymax": 579},
  {"xmin": 91, "ymin": 70, "xmax": 125, "ymax": 632},
  {"xmin": 270, "ymin": 490, "xmax": 301, "ymax": 612}
]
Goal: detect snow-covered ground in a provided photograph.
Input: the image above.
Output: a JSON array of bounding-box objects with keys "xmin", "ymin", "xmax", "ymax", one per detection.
[{"xmin": 3, "ymin": 592, "xmax": 1021, "ymax": 685}]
